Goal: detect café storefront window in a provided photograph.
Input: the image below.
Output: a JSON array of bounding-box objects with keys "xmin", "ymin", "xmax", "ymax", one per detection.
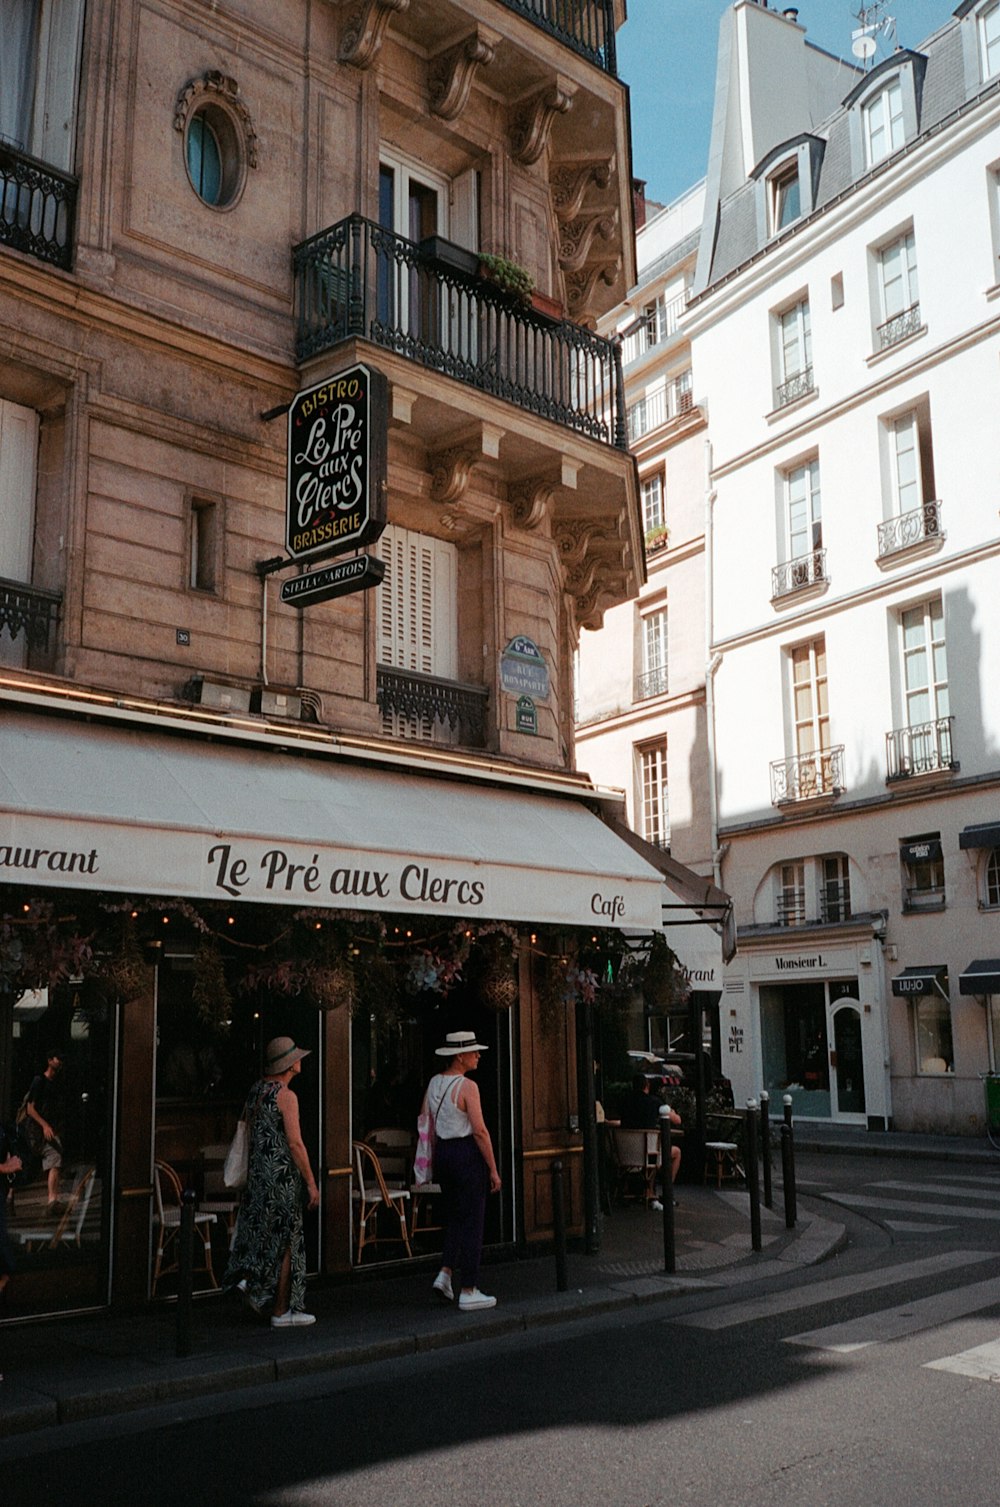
[{"xmin": 3, "ymin": 977, "xmax": 115, "ymax": 1316}]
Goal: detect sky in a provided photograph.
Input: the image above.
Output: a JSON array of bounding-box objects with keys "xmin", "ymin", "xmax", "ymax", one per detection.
[{"xmin": 617, "ymin": 0, "xmax": 957, "ymax": 207}]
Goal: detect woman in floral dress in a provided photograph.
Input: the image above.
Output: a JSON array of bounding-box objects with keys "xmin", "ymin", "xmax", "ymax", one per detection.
[{"xmin": 224, "ymin": 1037, "xmax": 320, "ymax": 1328}]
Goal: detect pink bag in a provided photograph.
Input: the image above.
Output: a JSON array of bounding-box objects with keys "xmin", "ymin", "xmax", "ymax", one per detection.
[{"xmin": 413, "ymin": 1110, "xmax": 435, "ymax": 1187}]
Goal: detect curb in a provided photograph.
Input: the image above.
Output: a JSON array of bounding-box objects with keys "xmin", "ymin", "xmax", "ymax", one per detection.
[{"xmin": 0, "ymin": 1209, "xmax": 844, "ymax": 1444}]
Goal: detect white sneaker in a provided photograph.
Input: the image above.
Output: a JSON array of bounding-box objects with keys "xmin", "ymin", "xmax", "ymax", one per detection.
[
  {"xmin": 270, "ymin": 1311, "xmax": 316, "ymax": 1328},
  {"xmin": 432, "ymin": 1269, "xmax": 454, "ymax": 1302},
  {"xmin": 650, "ymin": 1199, "xmax": 664, "ymax": 1212},
  {"xmin": 458, "ymin": 1288, "xmax": 496, "ymax": 1311}
]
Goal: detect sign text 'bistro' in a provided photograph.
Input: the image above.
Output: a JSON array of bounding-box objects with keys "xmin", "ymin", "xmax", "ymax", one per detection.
[{"xmin": 286, "ymin": 364, "xmax": 387, "ymax": 564}]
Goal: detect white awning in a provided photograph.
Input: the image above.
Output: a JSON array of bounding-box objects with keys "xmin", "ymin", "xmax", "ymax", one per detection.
[{"xmin": 0, "ymin": 711, "xmax": 677, "ymax": 932}]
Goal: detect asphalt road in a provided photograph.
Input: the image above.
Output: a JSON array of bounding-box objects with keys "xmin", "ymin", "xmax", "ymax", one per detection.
[{"xmin": 4, "ymin": 1150, "xmax": 1000, "ymax": 1507}]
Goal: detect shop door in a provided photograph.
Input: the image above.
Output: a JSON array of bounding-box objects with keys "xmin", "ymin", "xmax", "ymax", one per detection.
[{"xmin": 829, "ymin": 993, "xmax": 866, "ymax": 1120}]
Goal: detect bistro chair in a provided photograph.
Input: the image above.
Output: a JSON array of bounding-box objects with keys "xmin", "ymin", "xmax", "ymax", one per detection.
[
  {"xmin": 364, "ymin": 1126, "xmax": 414, "ymax": 1190},
  {"xmin": 610, "ymin": 1127, "xmax": 660, "ymax": 1207},
  {"xmin": 152, "ymin": 1159, "xmax": 219, "ymax": 1296},
  {"xmin": 703, "ymin": 1112, "xmax": 745, "ymax": 1188},
  {"xmin": 198, "ymin": 1142, "xmax": 241, "ymax": 1249},
  {"xmin": 351, "ymin": 1140, "xmax": 412, "ymax": 1263},
  {"xmin": 16, "ymin": 1165, "xmax": 97, "ymax": 1253}
]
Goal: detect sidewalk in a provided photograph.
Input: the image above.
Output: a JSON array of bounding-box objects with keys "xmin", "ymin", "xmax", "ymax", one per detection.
[
  {"xmin": 4, "ymin": 1122, "xmax": 992, "ymax": 1442},
  {"xmin": 0, "ymin": 1184, "xmax": 841, "ymax": 1441}
]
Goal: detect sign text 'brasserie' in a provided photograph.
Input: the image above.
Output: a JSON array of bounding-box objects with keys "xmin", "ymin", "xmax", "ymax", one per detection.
[{"xmin": 286, "ymin": 365, "xmax": 387, "ymax": 563}]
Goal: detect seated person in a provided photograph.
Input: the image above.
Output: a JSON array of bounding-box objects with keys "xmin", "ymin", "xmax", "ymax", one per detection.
[{"xmin": 620, "ymin": 1073, "xmax": 662, "ymax": 1130}]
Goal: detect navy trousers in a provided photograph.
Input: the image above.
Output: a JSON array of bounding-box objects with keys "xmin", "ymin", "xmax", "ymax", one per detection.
[{"xmin": 435, "ymin": 1135, "xmax": 489, "ymax": 1289}]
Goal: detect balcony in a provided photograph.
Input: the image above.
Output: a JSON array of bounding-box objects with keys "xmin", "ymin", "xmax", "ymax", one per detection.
[
  {"xmin": 819, "ymin": 880, "xmax": 852, "ymax": 924},
  {"xmin": 634, "ymin": 665, "xmax": 668, "ymax": 702},
  {"xmin": 886, "ymin": 717, "xmax": 956, "ymax": 782},
  {"xmin": 770, "ymin": 746, "xmax": 846, "ymax": 806},
  {"xmin": 771, "ymin": 548, "xmax": 827, "ymax": 602},
  {"xmin": 774, "ymin": 365, "xmax": 814, "ymax": 409},
  {"xmin": 376, "ymin": 666, "xmax": 488, "ymax": 748},
  {"xmin": 776, "ymin": 892, "xmax": 807, "ymax": 927},
  {"xmin": 497, "ymin": 0, "xmax": 618, "ymax": 74},
  {"xmin": 877, "ymin": 302, "xmax": 921, "ymax": 352},
  {"xmin": 626, "ymin": 373, "xmax": 693, "ymax": 443},
  {"xmin": 876, "ymin": 500, "xmax": 943, "ymax": 561},
  {"xmin": 0, "ymin": 577, "xmax": 62, "ymax": 653},
  {"xmin": 293, "ymin": 216, "xmax": 626, "ymax": 449},
  {"xmin": 620, "ymin": 290, "xmax": 689, "ymax": 366},
  {"xmin": 0, "ymin": 143, "xmax": 76, "ymax": 271}
]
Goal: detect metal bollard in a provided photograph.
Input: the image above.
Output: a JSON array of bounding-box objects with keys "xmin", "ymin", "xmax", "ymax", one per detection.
[
  {"xmin": 745, "ymin": 1099, "xmax": 762, "ymax": 1253},
  {"xmin": 760, "ymin": 1091, "xmax": 772, "ymax": 1210},
  {"xmin": 659, "ymin": 1105, "xmax": 675, "ymax": 1275},
  {"xmin": 551, "ymin": 1159, "xmax": 568, "ymax": 1292},
  {"xmin": 783, "ymin": 1092, "xmax": 794, "ymax": 1130},
  {"xmin": 781, "ymin": 1122, "xmax": 797, "ymax": 1229},
  {"xmin": 176, "ymin": 1187, "xmax": 197, "ymax": 1357}
]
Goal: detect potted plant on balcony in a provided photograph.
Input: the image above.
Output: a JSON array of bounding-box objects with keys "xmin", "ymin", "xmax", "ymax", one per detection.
[
  {"xmin": 418, "ymin": 234, "xmax": 480, "ymax": 279},
  {"xmin": 644, "ymin": 525, "xmax": 670, "ymax": 555},
  {"xmin": 477, "ymin": 252, "xmax": 534, "ymax": 306}
]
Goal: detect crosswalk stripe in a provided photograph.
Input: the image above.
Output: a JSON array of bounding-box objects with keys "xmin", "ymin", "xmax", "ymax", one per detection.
[
  {"xmin": 885, "ymin": 1220, "xmax": 956, "ymax": 1232},
  {"xmin": 784, "ymin": 1277, "xmax": 1000, "ymax": 1351},
  {"xmin": 673, "ymin": 1250, "xmax": 996, "ymax": 1331},
  {"xmin": 826, "ymin": 1193, "xmax": 1000, "ymax": 1221},
  {"xmin": 870, "ymin": 1180, "xmax": 1000, "ymax": 1203},
  {"xmin": 925, "ymin": 1339, "xmax": 1000, "ymax": 1382}
]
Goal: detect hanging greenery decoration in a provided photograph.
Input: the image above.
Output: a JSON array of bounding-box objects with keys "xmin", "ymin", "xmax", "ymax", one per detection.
[{"xmin": 192, "ymin": 937, "xmax": 233, "ymax": 1034}]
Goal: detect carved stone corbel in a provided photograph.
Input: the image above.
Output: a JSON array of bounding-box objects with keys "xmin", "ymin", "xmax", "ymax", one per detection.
[
  {"xmin": 558, "ymin": 212, "xmax": 617, "ymax": 273},
  {"xmin": 339, "ymin": 0, "xmax": 410, "ymax": 69},
  {"xmin": 509, "ymin": 479, "xmax": 555, "ymax": 531},
  {"xmin": 565, "ymin": 259, "xmax": 621, "ymax": 318},
  {"xmin": 511, "ymin": 81, "xmax": 576, "ymax": 166},
  {"xmin": 431, "ymin": 446, "xmax": 480, "ymax": 505},
  {"xmin": 430, "ymin": 29, "xmax": 498, "ymax": 121},
  {"xmin": 554, "ymin": 519, "xmax": 614, "ymax": 571},
  {"xmin": 551, "ymin": 161, "xmax": 612, "ymax": 223},
  {"xmin": 573, "ymin": 576, "xmax": 621, "ymax": 632}
]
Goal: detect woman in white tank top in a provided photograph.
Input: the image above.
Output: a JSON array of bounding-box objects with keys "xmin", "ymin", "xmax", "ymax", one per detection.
[{"xmin": 421, "ymin": 1031, "xmax": 501, "ymax": 1312}]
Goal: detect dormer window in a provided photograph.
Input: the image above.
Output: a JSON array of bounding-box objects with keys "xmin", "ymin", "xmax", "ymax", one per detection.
[
  {"xmin": 845, "ymin": 51, "xmax": 926, "ymax": 177},
  {"xmin": 771, "ymin": 163, "xmax": 801, "ymax": 233},
  {"xmin": 864, "ymin": 77, "xmax": 904, "ymax": 165},
  {"xmin": 751, "ymin": 136, "xmax": 824, "ymax": 244},
  {"xmin": 980, "ymin": 1, "xmax": 1000, "ymax": 79}
]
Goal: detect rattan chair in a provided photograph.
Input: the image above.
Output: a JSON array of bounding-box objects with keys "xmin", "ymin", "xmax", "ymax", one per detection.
[
  {"xmin": 152, "ymin": 1159, "xmax": 219, "ymax": 1295},
  {"xmin": 352, "ymin": 1140, "xmax": 412, "ymax": 1262}
]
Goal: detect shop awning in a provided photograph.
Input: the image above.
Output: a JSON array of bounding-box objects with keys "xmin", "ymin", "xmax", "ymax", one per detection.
[
  {"xmin": 0, "ymin": 709, "xmax": 691, "ymax": 935},
  {"xmin": 891, "ymin": 965, "xmax": 949, "ymax": 999},
  {"xmin": 959, "ymin": 959, "xmax": 1000, "ymax": 996},
  {"xmin": 958, "ymin": 823, "xmax": 1000, "ymax": 850}
]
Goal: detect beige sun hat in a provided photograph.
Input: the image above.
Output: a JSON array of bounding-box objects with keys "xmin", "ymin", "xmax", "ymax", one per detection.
[
  {"xmin": 435, "ymin": 1030, "xmax": 490, "ymax": 1057},
  {"xmin": 265, "ymin": 1037, "xmax": 311, "ymax": 1074}
]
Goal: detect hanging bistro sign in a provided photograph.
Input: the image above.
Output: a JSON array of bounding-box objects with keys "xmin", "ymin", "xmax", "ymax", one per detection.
[{"xmin": 286, "ymin": 364, "xmax": 388, "ymax": 564}]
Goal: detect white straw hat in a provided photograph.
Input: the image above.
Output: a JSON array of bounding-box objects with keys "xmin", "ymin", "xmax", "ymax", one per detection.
[
  {"xmin": 265, "ymin": 1036, "xmax": 311, "ymax": 1074},
  {"xmin": 435, "ymin": 1031, "xmax": 489, "ymax": 1057}
]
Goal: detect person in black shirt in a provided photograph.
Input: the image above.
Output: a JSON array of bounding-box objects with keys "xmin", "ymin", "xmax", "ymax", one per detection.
[{"xmin": 24, "ymin": 1052, "xmax": 65, "ymax": 1209}]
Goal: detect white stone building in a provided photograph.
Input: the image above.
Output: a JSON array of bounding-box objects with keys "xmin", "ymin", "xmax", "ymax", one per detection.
[{"xmin": 580, "ymin": 0, "xmax": 1000, "ymax": 1135}]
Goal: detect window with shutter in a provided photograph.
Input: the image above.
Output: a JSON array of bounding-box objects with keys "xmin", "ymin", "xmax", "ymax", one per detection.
[
  {"xmin": 0, "ymin": 396, "xmax": 40, "ymax": 669},
  {"xmin": 376, "ymin": 525, "xmax": 458, "ymax": 741}
]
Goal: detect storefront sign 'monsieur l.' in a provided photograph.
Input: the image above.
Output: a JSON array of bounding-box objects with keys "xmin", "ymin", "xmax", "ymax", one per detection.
[{"xmin": 286, "ymin": 364, "xmax": 388, "ymax": 563}]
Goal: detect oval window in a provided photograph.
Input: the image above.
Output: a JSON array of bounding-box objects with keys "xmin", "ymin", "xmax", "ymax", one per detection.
[{"xmin": 183, "ymin": 103, "xmax": 245, "ymax": 209}]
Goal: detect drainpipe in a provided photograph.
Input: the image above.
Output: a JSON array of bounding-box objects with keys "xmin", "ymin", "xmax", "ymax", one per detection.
[
  {"xmin": 704, "ymin": 438, "xmax": 724, "ymax": 890},
  {"xmin": 255, "ymin": 556, "xmax": 286, "ymax": 688}
]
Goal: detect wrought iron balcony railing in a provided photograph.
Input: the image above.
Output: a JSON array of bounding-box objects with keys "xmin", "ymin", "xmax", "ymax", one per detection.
[
  {"xmin": 620, "ymin": 290, "xmax": 689, "ymax": 365},
  {"xmin": 626, "ymin": 372, "xmax": 693, "ymax": 442},
  {"xmin": 771, "ymin": 548, "xmax": 827, "ymax": 600},
  {"xmin": 294, "ymin": 216, "xmax": 625, "ymax": 449},
  {"xmin": 776, "ymin": 892, "xmax": 807, "ymax": 927},
  {"xmin": 498, "ymin": 0, "xmax": 618, "ymax": 74},
  {"xmin": 877, "ymin": 499, "xmax": 943, "ymax": 559},
  {"xmin": 819, "ymin": 880, "xmax": 852, "ymax": 924},
  {"xmin": 886, "ymin": 716, "xmax": 956, "ymax": 781},
  {"xmin": 634, "ymin": 665, "xmax": 668, "ymax": 701},
  {"xmin": 877, "ymin": 302, "xmax": 921, "ymax": 351},
  {"xmin": 775, "ymin": 365, "xmax": 814, "ymax": 408},
  {"xmin": 0, "ymin": 577, "xmax": 62, "ymax": 652},
  {"xmin": 770, "ymin": 745, "xmax": 846, "ymax": 805},
  {"xmin": 0, "ymin": 143, "xmax": 76, "ymax": 271},
  {"xmin": 376, "ymin": 665, "xmax": 488, "ymax": 748}
]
